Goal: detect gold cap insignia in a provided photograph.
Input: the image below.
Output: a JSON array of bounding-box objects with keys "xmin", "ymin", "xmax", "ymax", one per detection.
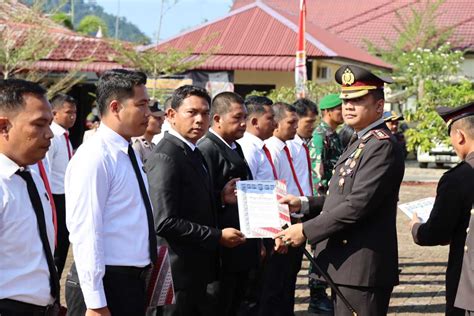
[{"xmin": 341, "ymin": 68, "xmax": 355, "ymax": 86}]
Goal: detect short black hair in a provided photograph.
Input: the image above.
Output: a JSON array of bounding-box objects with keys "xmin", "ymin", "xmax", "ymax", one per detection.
[
  {"xmin": 50, "ymin": 93, "xmax": 77, "ymax": 110},
  {"xmin": 170, "ymin": 85, "xmax": 211, "ymax": 110},
  {"xmin": 293, "ymin": 98, "xmax": 318, "ymax": 118},
  {"xmin": 0, "ymin": 79, "xmax": 46, "ymax": 114},
  {"xmin": 96, "ymin": 69, "xmax": 147, "ymax": 116},
  {"xmin": 163, "ymin": 96, "xmax": 172, "ymax": 111},
  {"xmin": 371, "ymin": 89, "xmax": 385, "ymax": 102},
  {"xmin": 245, "ymin": 95, "xmax": 273, "ymax": 117},
  {"xmin": 273, "ymin": 102, "xmax": 296, "ymax": 122},
  {"xmin": 210, "ymin": 91, "xmax": 244, "ymax": 119}
]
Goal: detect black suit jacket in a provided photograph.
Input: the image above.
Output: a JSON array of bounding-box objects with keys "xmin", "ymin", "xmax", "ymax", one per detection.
[
  {"xmin": 145, "ymin": 132, "xmax": 221, "ymax": 290},
  {"xmin": 198, "ymin": 132, "xmax": 260, "ymax": 272},
  {"xmin": 413, "ymin": 151, "xmax": 474, "ymax": 313},
  {"xmin": 303, "ymin": 123, "xmax": 405, "ymax": 287}
]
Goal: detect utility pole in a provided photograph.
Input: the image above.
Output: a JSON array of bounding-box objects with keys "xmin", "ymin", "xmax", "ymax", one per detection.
[
  {"xmin": 114, "ymin": 0, "xmax": 120, "ymax": 40},
  {"xmin": 70, "ymin": 0, "xmax": 74, "ymax": 26}
]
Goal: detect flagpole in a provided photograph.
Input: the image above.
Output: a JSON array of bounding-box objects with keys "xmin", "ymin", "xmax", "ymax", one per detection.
[{"xmin": 295, "ymin": 0, "xmax": 307, "ymax": 99}]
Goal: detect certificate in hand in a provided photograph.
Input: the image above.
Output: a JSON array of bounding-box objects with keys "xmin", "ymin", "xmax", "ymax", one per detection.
[
  {"xmin": 236, "ymin": 180, "xmax": 291, "ymax": 238},
  {"xmin": 398, "ymin": 197, "xmax": 435, "ymax": 223}
]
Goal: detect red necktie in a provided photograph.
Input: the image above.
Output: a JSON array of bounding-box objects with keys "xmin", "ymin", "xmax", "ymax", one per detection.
[
  {"xmin": 37, "ymin": 160, "xmax": 57, "ymax": 247},
  {"xmin": 262, "ymin": 144, "xmax": 278, "ymax": 180},
  {"xmin": 303, "ymin": 143, "xmax": 314, "ymax": 196},
  {"xmin": 64, "ymin": 132, "xmax": 72, "ymax": 160},
  {"xmin": 283, "ymin": 145, "xmax": 304, "ymax": 196}
]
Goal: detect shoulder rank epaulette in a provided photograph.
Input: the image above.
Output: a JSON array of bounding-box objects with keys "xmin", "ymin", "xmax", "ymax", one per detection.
[
  {"xmin": 372, "ymin": 129, "xmax": 390, "ymax": 140},
  {"xmin": 361, "ymin": 132, "xmax": 373, "ymax": 143}
]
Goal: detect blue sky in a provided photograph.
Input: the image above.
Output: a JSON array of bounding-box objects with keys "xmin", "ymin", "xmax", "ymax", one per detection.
[{"xmin": 96, "ymin": 0, "xmax": 234, "ymax": 43}]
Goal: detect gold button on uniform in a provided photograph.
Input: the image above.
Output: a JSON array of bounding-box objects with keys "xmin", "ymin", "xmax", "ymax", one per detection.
[
  {"xmin": 465, "ymin": 245, "xmax": 468, "ymax": 252},
  {"xmin": 467, "ymin": 227, "xmax": 470, "ymax": 233},
  {"xmin": 342, "ymin": 239, "xmax": 348, "ymax": 244}
]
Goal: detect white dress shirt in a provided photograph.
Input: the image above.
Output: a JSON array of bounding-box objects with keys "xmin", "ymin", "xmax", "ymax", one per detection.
[
  {"xmin": 287, "ymin": 134, "xmax": 312, "ymax": 196},
  {"xmin": 167, "ymin": 126, "xmax": 197, "ymax": 151},
  {"xmin": 264, "ymin": 136, "xmax": 302, "ymax": 196},
  {"xmin": 237, "ymin": 132, "xmax": 275, "ymax": 180},
  {"xmin": 152, "ymin": 119, "xmax": 171, "ymax": 145},
  {"xmin": 65, "ymin": 123, "xmax": 151, "ymax": 309},
  {"xmin": 0, "ymin": 154, "xmax": 54, "ymax": 306},
  {"xmin": 45, "ymin": 121, "xmax": 72, "ymax": 194},
  {"xmin": 209, "ymin": 128, "xmax": 237, "ymax": 149}
]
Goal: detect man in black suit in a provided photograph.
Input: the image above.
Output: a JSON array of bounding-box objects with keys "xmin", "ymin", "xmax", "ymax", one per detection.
[
  {"xmin": 145, "ymin": 86, "xmax": 245, "ymax": 316},
  {"xmin": 197, "ymin": 91, "xmax": 260, "ymax": 316},
  {"xmin": 276, "ymin": 65, "xmax": 405, "ymax": 316},
  {"xmin": 410, "ymin": 101, "xmax": 474, "ymax": 316}
]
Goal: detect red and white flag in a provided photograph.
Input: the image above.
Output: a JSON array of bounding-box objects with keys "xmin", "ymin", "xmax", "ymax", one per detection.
[{"xmin": 295, "ymin": 0, "xmax": 307, "ymax": 99}]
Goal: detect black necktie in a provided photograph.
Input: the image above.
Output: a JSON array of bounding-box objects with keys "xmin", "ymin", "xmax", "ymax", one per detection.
[
  {"xmin": 348, "ymin": 132, "xmax": 358, "ymax": 146},
  {"xmin": 128, "ymin": 145, "xmax": 158, "ymax": 263},
  {"xmin": 16, "ymin": 169, "xmax": 60, "ymax": 300},
  {"xmin": 190, "ymin": 148, "xmax": 208, "ymax": 177}
]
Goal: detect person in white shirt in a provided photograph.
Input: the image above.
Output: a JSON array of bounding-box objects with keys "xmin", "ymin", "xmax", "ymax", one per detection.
[
  {"xmin": 287, "ymin": 98, "xmax": 318, "ymax": 197},
  {"xmin": 264, "ymin": 102, "xmax": 300, "ymax": 195},
  {"xmin": 65, "ymin": 69, "xmax": 155, "ymax": 316},
  {"xmin": 236, "ymin": 96, "xmax": 289, "ymax": 315},
  {"xmin": 0, "ymin": 79, "xmax": 59, "ymax": 315},
  {"xmin": 237, "ymin": 96, "xmax": 277, "ymax": 181},
  {"xmin": 132, "ymin": 101, "xmax": 165, "ymax": 163},
  {"xmin": 45, "ymin": 93, "xmax": 77, "ymax": 278},
  {"xmin": 264, "ymin": 101, "xmax": 303, "ymax": 315},
  {"xmin": 152, "ymin": 96, "xmax": 172, "ymax": 145}
]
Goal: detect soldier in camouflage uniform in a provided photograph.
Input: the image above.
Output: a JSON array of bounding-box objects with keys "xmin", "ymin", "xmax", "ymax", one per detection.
[{"xmin": 307, "ymin": 93, "xmax": 345, "ymax": 314}]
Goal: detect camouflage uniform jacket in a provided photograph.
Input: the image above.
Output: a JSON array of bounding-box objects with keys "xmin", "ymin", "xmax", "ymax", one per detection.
[{"xmin": 311, "ymin": 121, "xmax": 343, "ymax": 196}]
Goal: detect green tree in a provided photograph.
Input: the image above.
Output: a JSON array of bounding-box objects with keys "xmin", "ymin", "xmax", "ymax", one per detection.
[
  {"xmin": 0, "ymin": 0, "xmax": 86, "ymax": 97},
  {"xmin": 366, "ymin": 0, "xmax": 474, "ymax": 152},
  {"xmin": 77, "ymin": 15, "xmax": 108, "ymax": 37},
  {"xmin": 51, "ymin": 12, "xmax": 73, "ymax": 30},
  {"xmin": 249, "ymin": 81, "xmax": 339, "ymax": 104},
  {"xmin": 112, "ymin": 34, "xmax": 220, "ymax": 100}
]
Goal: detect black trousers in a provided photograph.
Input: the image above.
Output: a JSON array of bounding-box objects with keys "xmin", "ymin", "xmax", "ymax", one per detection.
[
  {"xmin": 258, "ymin": 243, "xmax": 303, "ymax": 316},
  {"xmin": 159, "ymin": 284, "xmax": 215, "ymax": 316},
  {"xmin": 332, "ymin": 285, "xmax": 393, "ymax": 316},
  {"xmin": 66, "ymin": 263, "xmax": 148, "ymax": 316},
  {"xmin": 208, "ymin": 269, "xmax": 255, "ymax": 316},
  {"xmin": 52, "ymin": 194, "xmax": 69, "ymax": 277},
  {"xmin": 258, "ymin": 251, "xmax": 289, "ymax": 316},
  {"xmin": 0, "ymin": 299, "xmax": 48, "ymax": 316}
]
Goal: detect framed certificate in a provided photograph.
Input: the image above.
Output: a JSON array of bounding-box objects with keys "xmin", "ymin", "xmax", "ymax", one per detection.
[{"xmin": 236, "ymin": 180, "xmax": 291, "ymax": 238}]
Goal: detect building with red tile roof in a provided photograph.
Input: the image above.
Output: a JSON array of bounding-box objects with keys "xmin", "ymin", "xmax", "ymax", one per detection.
[
  {"xmin": 0, "ymin": 1, "xmax": 123, "ymax": 74},
  {"xmin": 232, "ymin": 0, "xmax": 474, "ymax": 79},
  {"xmin": 232, "ymin": 0, "xmax": 473, "ymax": 52},
  {"xmin": 149, "ymin": 1, "xmax": 394, "ymax": 96}
]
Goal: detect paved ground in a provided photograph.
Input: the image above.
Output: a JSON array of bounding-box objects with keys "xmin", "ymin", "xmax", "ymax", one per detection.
[{"xmin": 61, "ymin": 162, "xmax": 451, "ymax": 315}]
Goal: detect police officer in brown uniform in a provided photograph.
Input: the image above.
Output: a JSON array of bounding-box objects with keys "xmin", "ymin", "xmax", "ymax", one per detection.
[
  {"xmin": 410, "ymin": 101, "xmax": 474, "ymax": 316},
  {"xmin": 275, "ymin": 65, "xmax": 405, "ymax": 316},
  {"xmin": 457, "ymin": 206, "xmax": 474, "ymax": 316}
]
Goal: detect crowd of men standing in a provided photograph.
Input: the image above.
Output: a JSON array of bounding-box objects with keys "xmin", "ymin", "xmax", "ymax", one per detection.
[{"xmin": 0, "ymin": 64, "xmax": 473, "ymax": 316}]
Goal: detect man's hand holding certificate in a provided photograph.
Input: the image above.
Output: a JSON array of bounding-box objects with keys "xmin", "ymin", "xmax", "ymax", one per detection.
[{"xmin": 236, "ymin": 180, "xmax": 291, "ymax": 238}]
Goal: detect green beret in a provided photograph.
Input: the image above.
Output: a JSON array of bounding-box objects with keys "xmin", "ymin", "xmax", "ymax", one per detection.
[{"xmin": 319, "ymin": 94, "xmax": 342, "ymax": 110}]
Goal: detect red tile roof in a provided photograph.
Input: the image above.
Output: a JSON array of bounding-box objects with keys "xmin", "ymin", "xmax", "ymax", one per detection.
[
  {"xmin": 232, "ymin": 0, "xmax": 474, "ymax": 52},
  {"xmin": 150, "ymin": 2, "xmax": 392, "ymax": 72},
  {"xmin": 0, "ymin": 1, "xmax": 124, "ymax": 73}
]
